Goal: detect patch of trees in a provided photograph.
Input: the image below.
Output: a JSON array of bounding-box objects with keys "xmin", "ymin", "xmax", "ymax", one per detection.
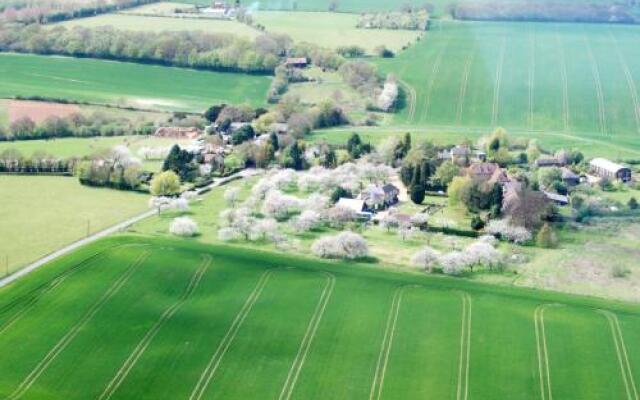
[
  {"xmin": 357, "ymin": 9, "xmax": 430, "ymax": 30},
  {"xmin": 1, "ymin": 0, "xmax": 156, "ymax": 24},
  {"xmin": 76, "ymin": 145, "xmax": 145, "ymax": 190},
  {"xmin": 162, "ymin": 144, "xmax": 198, "ymax": 182},
  {"xmin": 0, "ymin": 25, "xmax": 292, "ymax": 73},
  {"xmin": 0, "ymin": 112, "xmax": 156, "ymax": 141},
  {"xmin": 453, "ymin": 2, "xmax": 638, "ymax": 24},
  {"xmin": 339, "ymin": 61, "xmax": 397, "ymax": 113},
  {"xmin": 267, "ymin": 64, "xmax": 308, "ymax": 103},
  {"xmin": 289, "ymin": 42, "xmax": 345, "ymax": 71}
]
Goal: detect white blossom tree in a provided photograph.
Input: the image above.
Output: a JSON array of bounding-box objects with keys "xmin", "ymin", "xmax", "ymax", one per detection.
[
  {"xmin": 224, "ymin": 187, "xmax": 240, "ymax": 207},
  {"xmin": 291, "ymin": 210, "xmax": 321, "ymax": 233},
  {"xmin": 170, "ymin": 217, "xmax": 199, "ymax": 237},
  {"xmin": 411, "ymin": 246, "xmax": 440, "ymax": 272},
  {"xmin": 312, "ymin": 232, "xmax": 369, "ymax": 259},
  {"xmin": 362, "ymin": 184, "xmax": 385, "ymax": 209},
  {"xmin": 326, "ymin": 205, "xmax": 356, "ymax": 228},
  {"xmin": 438, "ymin": 251, "xmax": 468, "ymax": 276},
  {"xmin": 486, "ymin": 220, "xmax": 532, "ymax": 244}
]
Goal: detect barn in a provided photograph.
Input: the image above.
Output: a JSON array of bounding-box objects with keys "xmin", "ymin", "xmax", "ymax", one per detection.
[{"xmin": 589, "ymin": 158, "xmax": 631, "ymax": 182}]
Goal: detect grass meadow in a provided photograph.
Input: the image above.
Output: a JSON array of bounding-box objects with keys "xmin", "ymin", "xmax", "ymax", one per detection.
[
  {"xmin": 253, "ymin": 11, "xmax": 422, "ymax": 53},
  {"xmin": 0, "ymin": 53, "xmax": 271, "ymax": 112},
  {"xmin": 0, "ymin": 176, "xmax": 148, "ymax": 275},
  {"xmin": 373, "ymin": 21, "xmax": 640, "ymax": 156},
  {"xmin": 0, "ymin": 235, "xmax": 638, "ymax": 399},
  {"xmin": 55, "ymin": 13, "xmax": 260, "ymax": 38}
]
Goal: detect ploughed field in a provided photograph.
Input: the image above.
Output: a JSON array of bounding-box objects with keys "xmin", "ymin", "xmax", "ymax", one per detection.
[
  {"xmin": 377, "ymin": 21, "xmax": 640, "ymax": 152},
  {"xmin": 1, "ymin": 236, "xmax": 639, "ymax": 399},
  {"xmin": 0, "ymin": 53, "xmax": 270, "ymax": 112}
]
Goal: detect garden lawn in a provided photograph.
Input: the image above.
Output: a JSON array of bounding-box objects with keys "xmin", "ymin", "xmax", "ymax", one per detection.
[
  {"xmin": 0, "ymin": 176, "xmax": 148, "ymax": 275},
  {"xmin": 253, "ymin": 11, "xmax": 422, "ymax": 54},
  {"xmin": 0, "ymin": 53, "xmax": 271, "ymax": 112},
  {"xmin": 0, "ymin": 235, "xmax": 638, "ymax": 399}
]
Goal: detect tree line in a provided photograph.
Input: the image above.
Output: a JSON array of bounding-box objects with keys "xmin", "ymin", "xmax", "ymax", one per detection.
[
  {"xmin": 0, "ymin": 148, "xmax": 76, "ymax": 174},
  {"xmin": 1, "ymin": 0, "xmax": 158, "ymax": 24},
  {"xmin": 0, "ymin": 25, "xmax": 292, "ymax": 73},
  {"xmin": 0, "ymin": 111, "xmax": 156, "ymax": 141}
]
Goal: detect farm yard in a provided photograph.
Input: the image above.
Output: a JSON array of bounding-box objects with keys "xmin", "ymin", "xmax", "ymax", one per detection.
[
  {"xmin": 376, "ymin": 21, "xmax": 640, "ymax": 151},
  {"xmin": 0, "ymin": 176, "xmax": 148, "ymax": 275},
  {"xmin": 0, "ymin": 236, "xmax": 638, "ymax": 399},
  {"xmin": 252, "ymin": 11, "xmax": 422, "ymax": 54},
  {"xmin": 0, "ymin": 53, "xmax": 270, "ymax": 112}
]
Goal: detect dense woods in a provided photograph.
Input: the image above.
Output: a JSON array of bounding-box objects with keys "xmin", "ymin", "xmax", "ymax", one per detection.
[{"xmin": 0, "ymin": 25, "xmax": 292, "ymax": 73}]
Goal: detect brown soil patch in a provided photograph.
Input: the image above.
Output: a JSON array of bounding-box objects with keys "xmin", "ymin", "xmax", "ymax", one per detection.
[{"xmin": 8, "ymin": 100, "xmax": 81, "ymax": 124}]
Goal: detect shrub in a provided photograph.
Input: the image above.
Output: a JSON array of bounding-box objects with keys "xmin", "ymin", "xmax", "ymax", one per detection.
[
  {"xmin": 470, "ymin": 215, "xmax": 485, "ymax": 231},
  {"xmin": 486, "ymin": 219, "xmax": 532, "ymax": 244},
  {"xmin": 628, "ymin": 197, "xmax": 639, "ymax": 210},
  {"xmin": 536, "ymin": 223, "xmax": 558, "ymax": 248},
  {"xmin": 410, "ymin": 184, "xmax": 426, "ymax": 204},
  {"xmin": 611, "ymin": 265, "xmax": 631, "ymax": 279},
  {"xmin": 170, "ymin": 217, "xmax": 199, "ymax": 237}
]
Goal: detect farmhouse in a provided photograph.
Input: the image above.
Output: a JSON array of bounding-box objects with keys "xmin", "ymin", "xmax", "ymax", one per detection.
[{"xmin": 589, "ymin": 158, "xmax": 631, "ymax": 182}]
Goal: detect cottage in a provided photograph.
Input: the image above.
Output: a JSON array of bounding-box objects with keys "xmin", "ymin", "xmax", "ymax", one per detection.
[
  {"xmin": 589, "ymin": 158, "xmax": 632, "ymax": 182},
  {"xmin": 285, "ymin": 57, "xmax": 308, "ymax": 68},
  {"xmin": 154, "ymin": 127, "xmax": 201, "ymax": 139},
  {"xmin": 382, "ymin": 183, "xmax": 400, "ymax": 206}
]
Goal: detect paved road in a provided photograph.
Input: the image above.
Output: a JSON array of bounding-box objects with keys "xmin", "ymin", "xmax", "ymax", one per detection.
[{"xmin": 0, "ymin": 169, "xmax": 260, "ymax": 289}]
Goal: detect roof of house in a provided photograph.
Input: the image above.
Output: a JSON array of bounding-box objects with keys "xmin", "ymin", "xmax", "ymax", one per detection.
[
  {"xmin": 468, "ymin": 162, "xmax": 499, "ymax": 179},
  {"xmin": 154, "ymin": 126, "xmax": 201, "ymax": 139},
  {"xmin": 285, "ymin": 57, "xmax": 308, "ymax": 65},
  {"xmin": 535, "ymin": 157, "xmax": 561, "ymax": 167},
  {"xmin": 589, "ymin": 158, "xmax": 629, "ymax": 174},
  {"xmin": 561, "ymin": 167, "xmax": 579, "ymax": 180},
  {"xmin": 337, "ymin": 198, "xmax": 365, "ymax": 213},
  {"xmin": 543, "ymin": 191, "xmax": 569, "ymax": 204},
  {"xmin": 451, "ymin": 145, "xmax": 470, "ymax": 156},
  {"xmin": 382, "ymin": 183, "xmax": 399, "ymax": 194},
  {"xmin": 488, "ymin": 168, "xmax": 512, "ymax": 185}
]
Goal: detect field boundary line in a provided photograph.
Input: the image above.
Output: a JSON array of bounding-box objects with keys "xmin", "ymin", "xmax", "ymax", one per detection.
[
  {"xmin": 534, "ymin": 304, "xmax": 559, "ymax": 400},
  {"xmin": 583, "ymin": 32, "xmax": 608, "ymax": 135},
  {"xmin": 6, "ymin": 250, "xmax": 152, "ymax": 400},
  {"xmin": 491, "ymin": 36, "xmax": 506, "ymax": 126},
  {"xmin": 555, "ymin": 32, "xmax": 570, "ymax": 132},
  {"xmin": 278, "ymin": 272, "xmax": 335, "ymax": 400},
  {"xmin": 398, "ymin": 79, "xmax": 417, "ymax": 124},
  {"xmin": 608, "ymin": 31, "xmax": 640, "ymax": 134},
  {"xmin": 422, "ymin": 37, "xmax": 451, "ymax": 122},
  {"xmin": 456, "ymin": 292, "xmax": 472, "ymax": 400},
  {"xmin": 456, "ymin": 51, "xmax": 474, "ymax": 124},
  {"xmin": 188, "ymin": 269, "xmax": 273, "ymax": 400},
  {"xmin": 98, "ymin": 254, "xmax": 212, "ymax": 400},
  {"xmin": 599, "ymin": 310, "xmax": 639, "ymax": 400},
  {"xmin": 528, "ymin": 27, "xmax": 536, "ymax": 131},
  {"xmin": 369, "ymin": 286, "xmax": 407, "ymax": 400}
]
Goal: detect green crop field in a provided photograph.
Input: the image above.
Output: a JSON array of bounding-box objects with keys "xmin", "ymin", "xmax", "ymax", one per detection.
[
  {"xmin": 0, "ymin": 235, "xmax": 639, "ymax": 399},
  {"xmin": 253, "ymin": 11, "xmax": 421, "ymax": 54},
  {"xmin": 55, "ymin": 13, "xmax": 260, "ymax": 38},
  {"xmin": 373, "ymin": 21, "xmax": 640, "ymax": 154},
  {"xmin": 0, "ymin": 53, "xmax": 270, "ymax": 112},
  {"xmin": 0, "ymin": 176, "xmax": 148, "ymax": 275}
]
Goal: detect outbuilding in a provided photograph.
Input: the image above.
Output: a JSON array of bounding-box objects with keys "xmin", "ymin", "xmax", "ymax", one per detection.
[{"xmin": 589, "ymin": 158, "xmax": 631, "ymax": 182}]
